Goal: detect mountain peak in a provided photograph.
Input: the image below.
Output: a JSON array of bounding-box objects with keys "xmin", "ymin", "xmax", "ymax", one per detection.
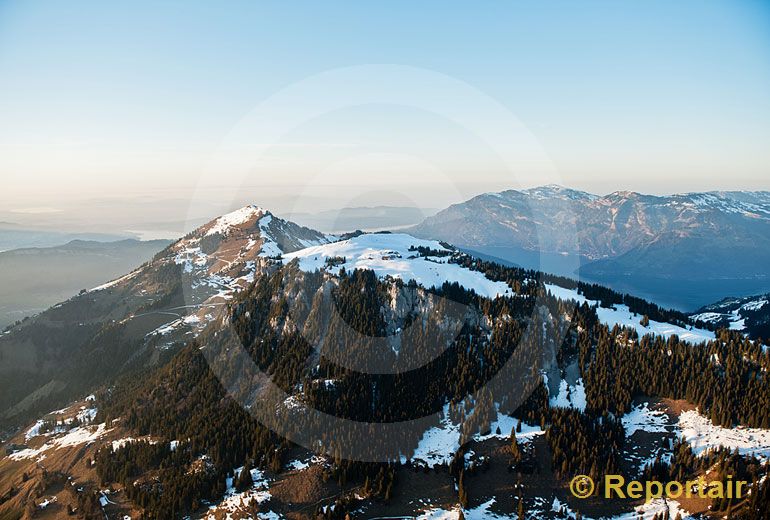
[
  {"xmin": 606, "ymin": 189, "xmax": 641, "ymax": 199},
  {"xmin": 200, "ymin": 205, "xmax": 271, "ymax": 238},
  {"xmin": 522, "ymin": 184, "xmax": 597, "ymax": 201}
]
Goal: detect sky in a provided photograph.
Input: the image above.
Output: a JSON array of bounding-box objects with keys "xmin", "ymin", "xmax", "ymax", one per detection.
[{"xmin": 0, "ymin": 1, "xmax": 769, "ymax": 229}]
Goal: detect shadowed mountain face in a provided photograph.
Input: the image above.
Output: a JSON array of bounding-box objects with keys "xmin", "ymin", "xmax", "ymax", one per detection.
[
  {"xmin": 410, "ymin": 186, "xmax": 770, "ymax": 310},
  {"xmin": 0, "ymin": 206, "xmax": 332, "ymax": 430}
]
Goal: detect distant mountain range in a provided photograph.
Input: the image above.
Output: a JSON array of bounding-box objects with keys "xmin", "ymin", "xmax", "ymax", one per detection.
[{"xmin": 410, "ymin": 185, "xmax": 770, "ymax": 310}]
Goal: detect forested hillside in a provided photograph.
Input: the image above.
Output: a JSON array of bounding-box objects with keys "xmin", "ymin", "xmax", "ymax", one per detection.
[{"xmin": 81, "ymin": 246, "xmax": 770, "ymax": 517}]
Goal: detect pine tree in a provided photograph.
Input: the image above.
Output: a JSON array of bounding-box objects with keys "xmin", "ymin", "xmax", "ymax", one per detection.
[
  {"xmin": 458, "ymin": 472, "xmax": 469, "ymax": 508},
  {"xmin": 510, "ymin": 428, "xmax": 522, "ymax": 464},
  {"xmin": 235, "ymin": 462, "xmax": 253, "ymax": 492}
]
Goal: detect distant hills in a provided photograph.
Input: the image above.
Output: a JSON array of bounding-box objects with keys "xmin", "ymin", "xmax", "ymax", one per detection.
[
  {"xmin": 0, "ymin": 221, "xmax": 131, "ymax": 252},
  {"xmin": 0, "ymin": 239, "xmax": 169, "ymax": 330},
  {"xmin": 410, "ymin": 185, "xmax": 770, "ymax": 310}
]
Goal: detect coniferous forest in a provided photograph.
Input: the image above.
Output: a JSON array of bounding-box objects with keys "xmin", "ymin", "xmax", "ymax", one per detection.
[{"xmin": 87, "ymin": 254, "xmax": 770, "ymax": 519}]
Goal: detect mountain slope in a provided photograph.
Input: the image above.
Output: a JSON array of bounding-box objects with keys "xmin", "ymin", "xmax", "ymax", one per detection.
[{"xmin": 0, "ymin": 206, "xmax": 332, "ymax": 430}]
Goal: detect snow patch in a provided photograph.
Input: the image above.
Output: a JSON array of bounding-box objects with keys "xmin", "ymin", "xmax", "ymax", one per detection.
[
  {"xmin": 678, "ymin": 409, "xmax": 770, "ymax": 462},
  {"xmin": 549, "ymin": 378, "xmax": 587, "ymax": 411},
  {"xmin": 622, "ymin": 402, "xmax": 669, "ymax": 437},
  {"xmin": 545, "ymin": 284, "xmax": 714, "ymax": 344},
  {"xmin": 407, "ymin": 404, "xmax": 543, "ymax": 467},
  {"xmin": 10, "ymin": 423, "xmax": 110, "ymax": 461},
  {"xmin": 205, "ymin": 466, "xmax": 274, "ymax": 519}
]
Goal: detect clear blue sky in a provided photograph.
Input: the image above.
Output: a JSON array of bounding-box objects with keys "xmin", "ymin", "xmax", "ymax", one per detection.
[{"xmin": 1, "ymin": 1, "xmax": 769, "ymax": 213}]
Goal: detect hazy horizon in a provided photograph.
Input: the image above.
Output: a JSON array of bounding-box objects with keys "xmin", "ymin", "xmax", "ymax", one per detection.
[
  {"xmin": 1, "ymin": 1, "xmax": 769, "ymax": 237},
  {"xmin": 2, "ymin": 182, "xmax": 770, "ymax": 241}
]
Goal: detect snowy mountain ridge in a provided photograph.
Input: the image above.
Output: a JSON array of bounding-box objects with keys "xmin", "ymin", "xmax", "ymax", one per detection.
[
  {"xmin": 410, "ymin": 185, "xmax": 770, "ymax": 310},
  {"xmin": 282, "ymin": 233, "xmax": 512, "ymax": 299},
  {"xmin": 691, "ymin": 292, "xmax": 770, "ymax": 340}
]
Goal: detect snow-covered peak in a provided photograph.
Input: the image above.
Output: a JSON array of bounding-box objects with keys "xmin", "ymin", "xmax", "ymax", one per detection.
[
  {"xmin": 205, "ymin": 205, "xmax": 268, "ymax": 237},
  {"xmin": 603, "ymin": 190, "xmax": 644, "ymax": 202},
  {"xmin": 522, "ymin": 184, "xmax": 598, "ymax": 201},
  {"xmin": 675, "ymin": 192, "xmax": 770, "ymax": 218}
]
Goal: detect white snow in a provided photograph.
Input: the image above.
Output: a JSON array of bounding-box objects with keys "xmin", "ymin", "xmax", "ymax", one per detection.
[
  {"xmin": 417, "ymin": 498, "xmax": 510, "ymax": 520},
  {"xmin": 205, "ymin": 466, "xmax": 273, "ymax": 520},
  {"xmin": 10, "ymin": 423, "xmax": 110, "ymax": 461},
  {"xmin": 174, "ymin": 245, "xmax": 208, "ymax": 273},
  {"xmin": 206, "ymin": 205, "xmax": 264, "ymax": 236},
  {"xmin": 549, "ymin": 378, "xmax": 587, "ymax": 411},
  {"xmin": 742, "ymin": 299, "xmax": 768, "ymax": 311},
  {"xmin": 287, "ymin": 459, "xmax": 310, "ymax": 471},
  {"xmin": 678, "ymin": 409, "xmax": 770, "ymax": 462},
  {"xmin": 256, "ymin": 213, "xmax": 283, "ymax": 257},
  {"xmin": 545, "ymin": 284, "xmax": 715, "ymax": 344},
  {"xmin": 690, "ymin": 296, "xmax": 767, "ymax": 333},
  {"xmin": 55, "ymin": 423, "xmax": 109, "ymax": 448},
  {"xmin": 729, "ymin": 317, "xmax": 746, "ymax": 330},
  {"xmin": 111, "ymin": 437, "xmax": 158, "ymax": 451},
  {"xmin": 24, "ymin": 405, "xmax": 97, "ymax": 441},
  {"xmin": 38, "ymin": 496, "xmax": 57, "ymax": 509},
  {"xmin": 610, "ymin": 498, "xmax": 691, "ymax": 520},
  {"xmin": 622, "ymin": 402, "xmax": 669, "ymax": 437},
  {"xmin": 286, "ymin": 455, "xmax": 324, "ymax": 471},
  {"xmin": 183, "ymin": 314, "xmax": 200, "ymax": 325},
  {"xmin": 90, "ymin": 268, "xmax": 141, "ymax": 291},
  {"xmin": 147, "ymin": 319, "xmax": 184, "ymax": 336},
  {"xmin": 407, "ymin": 409, "xmax": 460, "ymax": 467},
  {"xmin": 407, "ymin": 403, "xmax": 543, "ymax": 467},
  {"xmin": 284, "ymin": 234, "xmax": 512, "ymax": 299},
  {"xmin": 77, "ymin": 405, "xmax": 97, "ymax": 423},
  {"xmin": 690, "ymin": 311, "xmax": 723, "ymax": 323},
  {"xmin": 25, "ymin": 420, "xmax": 47, "ymax": 441}
]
